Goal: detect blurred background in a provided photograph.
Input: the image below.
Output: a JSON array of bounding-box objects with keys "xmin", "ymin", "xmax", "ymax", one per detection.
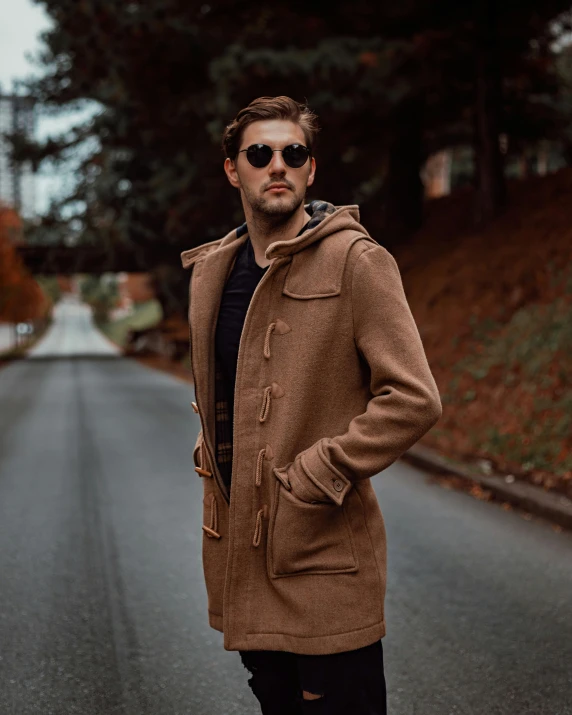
[{"xmin": 1, "ymin": 2, "xmax": 571, "ymax": 714}]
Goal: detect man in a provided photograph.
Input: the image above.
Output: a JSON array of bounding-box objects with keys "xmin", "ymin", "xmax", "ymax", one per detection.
[{"xmin": 181, "ymin": 96, "xmax": 442, "ymax": 714}]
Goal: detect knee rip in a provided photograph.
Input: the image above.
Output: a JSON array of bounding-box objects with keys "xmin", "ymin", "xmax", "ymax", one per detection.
[{"xmin": 303, "ymin": 690, "xmax": 324, "ymax": 701}]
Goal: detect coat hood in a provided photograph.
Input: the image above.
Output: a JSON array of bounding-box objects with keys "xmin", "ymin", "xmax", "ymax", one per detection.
[{"xmin": 180, "ymin": 200, "xmax": 371, "ymax": 270}]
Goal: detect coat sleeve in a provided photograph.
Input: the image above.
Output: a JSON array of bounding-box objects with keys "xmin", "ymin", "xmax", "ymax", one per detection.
[{"xmin": 281, "ymin": 243, "xmax": 443, "ymax": 506}]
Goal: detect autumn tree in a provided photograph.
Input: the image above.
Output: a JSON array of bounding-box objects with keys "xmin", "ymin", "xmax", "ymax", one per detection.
[{"xmin": 0, "ymin": 205, "xmax": 47, "ymax": 323}]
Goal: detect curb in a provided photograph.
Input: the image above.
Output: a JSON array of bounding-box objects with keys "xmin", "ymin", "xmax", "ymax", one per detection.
[{"xmin": 404, "ymin": 443, "xmax": 572, "ymax": 531}]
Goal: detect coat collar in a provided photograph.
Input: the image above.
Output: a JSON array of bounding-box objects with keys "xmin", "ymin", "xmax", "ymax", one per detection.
[{"xmin": 180, "ymin": 201, "xmax": 367, "ymax": 270}]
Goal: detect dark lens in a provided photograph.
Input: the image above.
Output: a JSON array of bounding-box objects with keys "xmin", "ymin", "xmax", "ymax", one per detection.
[
  {"xmin": 246, "ymin": 144, "xmax": 272, "ymax": 168},
  {"xmin": 282, "ymin": 144, "xmax": 309, "ymax": 168}
]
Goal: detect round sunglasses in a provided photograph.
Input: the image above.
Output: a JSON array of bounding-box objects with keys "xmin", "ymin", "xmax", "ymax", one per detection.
[{"xmin": 238, "ymin": 143, "xmax": 311, "ymax": 169}]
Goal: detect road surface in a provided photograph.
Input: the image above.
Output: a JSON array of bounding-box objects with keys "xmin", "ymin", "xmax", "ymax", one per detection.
[
  {"xmin": 0, "ymin": 309, "xmax": 570, "ymax": 713},
  {"xmin": 0, "ymin": 323, "xmax": 16, "ymax": 353},
  {"xmin": 26, "ymin": 294, "xmax": 121, "ymax": 358}
]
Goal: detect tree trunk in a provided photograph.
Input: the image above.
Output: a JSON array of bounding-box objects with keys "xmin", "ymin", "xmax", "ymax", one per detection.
[
  {"xmin": 382, "ymin": 96, "xmax": 425, "ymax": 245},
  {"xmin": 473, "ymin": 0, "xmax": 506, "ymax": 225},
  {"xmin": 537, "ymin": 142, "xmax": 548, "ymax": 176}
]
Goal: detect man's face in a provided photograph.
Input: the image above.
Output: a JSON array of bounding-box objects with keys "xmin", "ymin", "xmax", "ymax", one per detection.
[{"xmin": 224, "ymin": 119, "xmax": 316, "ymax": 220}]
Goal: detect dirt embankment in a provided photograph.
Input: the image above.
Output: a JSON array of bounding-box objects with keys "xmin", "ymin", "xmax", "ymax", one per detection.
[{"xmin": 396, "ymin": 168, "xmax": 572, "ymax": 497}]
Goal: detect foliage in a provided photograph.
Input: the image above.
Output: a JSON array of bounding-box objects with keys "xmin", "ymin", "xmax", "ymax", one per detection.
[
  {"xmin": 0, "ymin": 205, "xmax": 48, "ymax": 322},
  {"xmin": 443, "ymin": 259, "xmax": 572, "ymax": 486},
  {"xmin": 35, "ymin": 275, "xmax": 62, "ymax": 306},
  {"xmin": 78, "ymin": 273, "xmax": 119, "ymax": 322},
  {"xmin": 9, "ymin": 1, "xmax": 572, "ymax": 312},
  {"xmin": 96, "ymin": 299, "xmax": 163, "ymax": 347}
]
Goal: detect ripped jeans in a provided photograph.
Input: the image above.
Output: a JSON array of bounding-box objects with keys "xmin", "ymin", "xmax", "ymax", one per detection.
[{"xmin": 239, "ymin": 639, "xmax": 387, "ymax": 714}]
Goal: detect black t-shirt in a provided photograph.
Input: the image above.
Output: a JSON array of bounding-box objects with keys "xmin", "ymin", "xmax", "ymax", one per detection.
[
  {"xmin": 213, "ymin": 222, "xmax": 308, "ymax": 495},
  {"xmin": 215, "ymin": 235, "xmax": 269, "ymax": 406}
]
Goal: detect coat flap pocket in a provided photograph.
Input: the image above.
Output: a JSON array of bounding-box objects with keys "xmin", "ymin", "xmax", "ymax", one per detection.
[
  {"xmin": 281, "ymin": 232, "xmax": 366, "ymax": 299},
  {"xmin": 282, "ymin": 249, "xmax": 342, "ymax": 299},
  {"xmin": 268, "ymin": 482, "xmax": 358, "ymax": 578}
]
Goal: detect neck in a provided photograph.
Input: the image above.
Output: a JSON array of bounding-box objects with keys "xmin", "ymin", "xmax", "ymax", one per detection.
[{"xmin": 243, "ymin": 203, "xmax": 311, "ymax": 268}]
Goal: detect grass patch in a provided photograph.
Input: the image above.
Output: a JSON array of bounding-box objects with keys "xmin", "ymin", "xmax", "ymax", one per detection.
[{"xmin": 96, "ymin": 300, "xmax": 163, "ymax": 347}]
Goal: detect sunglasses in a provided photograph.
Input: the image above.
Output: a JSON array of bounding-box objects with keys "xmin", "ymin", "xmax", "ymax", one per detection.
[{"xmin": 238, "ymin": 143, "xmax": 311, "ymax": 169}]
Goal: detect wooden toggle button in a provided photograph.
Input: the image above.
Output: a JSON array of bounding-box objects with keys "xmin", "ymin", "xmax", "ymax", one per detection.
[{"xmin": 202, "ymin": 525, "xmax": 221, "ymax": 539}]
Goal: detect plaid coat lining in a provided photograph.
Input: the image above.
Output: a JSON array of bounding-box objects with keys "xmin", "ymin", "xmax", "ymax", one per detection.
[{"xmin": 214, "ymin": 200, "xmax": 336, "ymax": 497}]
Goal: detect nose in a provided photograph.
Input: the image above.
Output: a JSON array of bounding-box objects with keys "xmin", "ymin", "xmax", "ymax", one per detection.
[{"xmin": 267, "ymin": 150, "xmax": 287, "ymax": 175}]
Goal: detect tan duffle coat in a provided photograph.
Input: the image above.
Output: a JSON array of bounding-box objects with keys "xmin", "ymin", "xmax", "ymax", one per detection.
[{"xmin": 180, "ymin": 204, "xmax": 442, "ymax": 655}]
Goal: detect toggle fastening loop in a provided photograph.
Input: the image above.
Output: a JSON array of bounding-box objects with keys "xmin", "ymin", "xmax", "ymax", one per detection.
[
  {"xmin": 252, "ymin": 507, "xmax": 265, "ymax": 547},
  {"xmin": 263, "ymin": 322, "xmax": 277, "ymax": 359},
  {"xmin": 202, "ymin": 493, "xmax": 221, "ymax": 539},
  {"xmin": 255, "ymin": 448, "xmax": 266, "ymax": 486},
  {"xmin": 259, "ymin": 385, "xmax": 272, "ymax": 422}
]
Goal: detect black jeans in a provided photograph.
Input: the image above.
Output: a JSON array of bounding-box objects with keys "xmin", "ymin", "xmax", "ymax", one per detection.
[{"xmin": 239, "ymin": 639, "xmax": 387, "ymax": 714}]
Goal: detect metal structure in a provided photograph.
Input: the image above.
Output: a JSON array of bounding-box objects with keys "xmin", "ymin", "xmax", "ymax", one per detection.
[{"xmin": 16, "ymin": 243, "xmax": 179, "ymax": 275}]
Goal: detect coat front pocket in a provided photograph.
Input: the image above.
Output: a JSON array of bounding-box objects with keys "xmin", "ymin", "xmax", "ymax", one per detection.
[{"xmin": 267, "ymin": 481, "xmax": 358, "ymax": 578}]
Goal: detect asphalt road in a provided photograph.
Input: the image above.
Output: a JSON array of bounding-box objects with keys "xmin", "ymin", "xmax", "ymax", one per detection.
[
  {"xmin": 0, "ymin": 332, "xmax": 571, "ymax": 713},
  {"xmin": 26, "ymin": 294, "xmax": 121, "ymax": 358}
]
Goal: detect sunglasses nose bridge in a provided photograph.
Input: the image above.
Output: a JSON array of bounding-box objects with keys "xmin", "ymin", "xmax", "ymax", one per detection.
[{"xmin": 266, "ymin": 149, "xmax": 287, "ymax": 173}]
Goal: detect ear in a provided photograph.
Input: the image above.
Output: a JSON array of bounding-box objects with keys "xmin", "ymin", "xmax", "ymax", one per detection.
[
  {"xmin": 306, "ymin": 156, "xmax": 316, "ymax": 188},
  {"xmin": 224, "ymin": 157, "xmax": 241, "ymax": 189}
]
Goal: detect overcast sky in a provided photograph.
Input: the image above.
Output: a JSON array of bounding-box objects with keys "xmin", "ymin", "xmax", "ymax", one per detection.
[
  {"xmin": 0, "ymin": 0, "xmax": 95, "ymax": 214},
  {"xmin": 0, "ymin": 0, "xmax": 51, "ymax": 94}
]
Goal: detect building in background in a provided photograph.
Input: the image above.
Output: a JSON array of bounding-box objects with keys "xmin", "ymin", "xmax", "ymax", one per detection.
[
  {"xmin": 422, "ymin": 150, "xmax": 453, "ymax": 199},
  {"xmin": 0, "ymin": 94, "xmax": 36, "ymax": 219}
]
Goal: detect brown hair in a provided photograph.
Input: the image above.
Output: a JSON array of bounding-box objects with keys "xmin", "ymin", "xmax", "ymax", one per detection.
[{"xmin": 222, "ymin": 96, "xmax": 320, "ymax": 161}]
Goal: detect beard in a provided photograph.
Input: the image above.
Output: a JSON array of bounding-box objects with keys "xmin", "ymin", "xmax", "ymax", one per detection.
[{"xmin": 241, "ymin": 180, "xmax": 306, "ymax": 227}]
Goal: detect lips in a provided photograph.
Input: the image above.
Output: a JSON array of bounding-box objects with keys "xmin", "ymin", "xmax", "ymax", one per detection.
[{"xmin": 267, "ymin": 184, "xmax": 290, "ymax": 192}]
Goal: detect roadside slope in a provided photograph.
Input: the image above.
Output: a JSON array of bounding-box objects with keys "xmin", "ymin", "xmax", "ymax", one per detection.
[{"xmin": 397, "ymin": 168, "xmax": 572, "ymax": 498}]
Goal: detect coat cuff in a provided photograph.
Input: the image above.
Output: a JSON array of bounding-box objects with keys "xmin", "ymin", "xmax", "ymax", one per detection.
[
  {"xmin": 273, "ymin": 441, "xmax": 353, "ymax": 506},
  {"xmin": 273, "ymin": 442, "xmax": 352, "ymax": 506},
  {"xmin": 273, "ymin": 458, "xmax": 327, "ymax": 504},
  {"xmin": 299, "ymin": 440, "xmax": 353, "ymax": 506}
]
